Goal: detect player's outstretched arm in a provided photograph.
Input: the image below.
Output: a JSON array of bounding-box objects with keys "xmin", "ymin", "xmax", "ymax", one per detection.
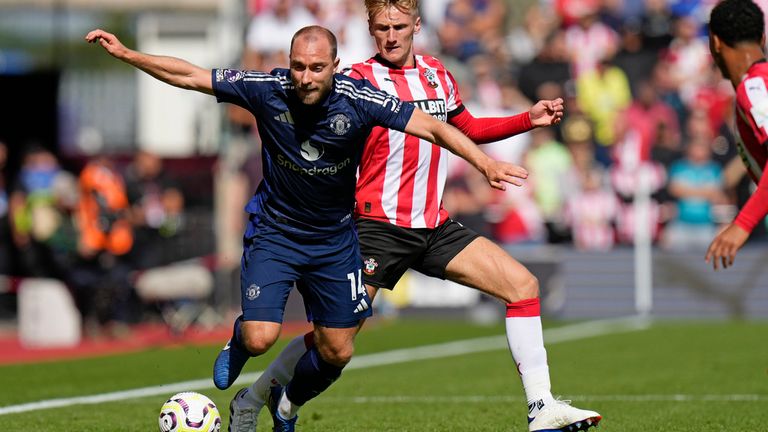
[
  {"xmin": 85, "ymin": 29, "xmax": 213, "ymax": 95},
  {"xmin": 448, "ymin": 98, "xmax": 564, "ymax": 144},
  {"xmin": 404, "ymin": 108, "xmax": 528, "ymax": 191}
]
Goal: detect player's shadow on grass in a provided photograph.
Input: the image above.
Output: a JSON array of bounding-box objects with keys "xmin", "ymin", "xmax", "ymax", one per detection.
[{"xmin": 655, "ymin": 250, "xmax": 768, "ymax": 319}]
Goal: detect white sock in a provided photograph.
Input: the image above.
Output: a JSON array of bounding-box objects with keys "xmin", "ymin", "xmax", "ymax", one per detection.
[
  {"xmin": 243, "ymin": 333, "xmax": 311, "ymax": 409},
  {"xmin": 278, "ymin": 389, "xmax": 300, "ymax": 419},
  {"xmin": 505, "ymin": 298, "xmax": 554, "ymax": 411}
]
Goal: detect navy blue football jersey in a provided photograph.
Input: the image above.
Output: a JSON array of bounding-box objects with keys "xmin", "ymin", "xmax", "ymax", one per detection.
[{"xmin": 212, "ymin": 68, "xmax": 415, "ymax": 237}]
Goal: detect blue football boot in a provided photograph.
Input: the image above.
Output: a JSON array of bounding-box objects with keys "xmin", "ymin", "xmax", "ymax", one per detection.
[{"xmin": 213, "ymin": 318, "xmax": 251, "ymax": 390}]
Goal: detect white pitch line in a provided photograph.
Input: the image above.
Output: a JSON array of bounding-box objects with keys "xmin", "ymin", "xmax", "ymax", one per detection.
[{"xmin": 0, "ymin": 316, "xmax": 650, "ymax": 416}]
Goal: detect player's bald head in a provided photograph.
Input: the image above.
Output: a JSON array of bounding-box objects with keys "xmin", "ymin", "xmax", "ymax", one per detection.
[{"xmin": 290, "ymin": 25, "xmax": 338, "ymax": 61}]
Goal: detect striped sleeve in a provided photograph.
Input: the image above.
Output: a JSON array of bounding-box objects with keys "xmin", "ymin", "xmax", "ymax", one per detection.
[{"xmin": 336, "ymin": 78, "xmax": 415, "ymax": 131}]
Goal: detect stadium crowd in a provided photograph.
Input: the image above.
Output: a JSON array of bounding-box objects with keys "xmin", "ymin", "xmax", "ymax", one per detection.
[
  {"xmin": 229, "ymin": 0, "xmax": 766, "ymax": 252},
  {"xmin": 0, "ymin": 145, "xmax": 193, "ymax": 336}
]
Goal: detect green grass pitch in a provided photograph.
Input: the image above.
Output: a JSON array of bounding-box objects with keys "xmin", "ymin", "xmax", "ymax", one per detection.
[{"xmin": 0, "ymin": 319, "xmax": 766, "ymax": 431}]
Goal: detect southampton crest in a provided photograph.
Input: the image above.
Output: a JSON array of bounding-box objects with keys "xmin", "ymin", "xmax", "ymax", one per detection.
[
  {"xmin": 329, "ymin": 113, "xmax": 351, "ymax": 136},
  {"xmin": 363, "ymin": 257, "xmax": 379, "ymax": 275},
  {"xmin": 423, "ymin": 68, "xmax": 439, "ymax": 88}
]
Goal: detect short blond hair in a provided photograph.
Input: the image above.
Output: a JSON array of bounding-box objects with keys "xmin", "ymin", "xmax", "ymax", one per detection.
[{"xmin": 364, "ymin": 0, "xmax": 419, "ymax": 20}]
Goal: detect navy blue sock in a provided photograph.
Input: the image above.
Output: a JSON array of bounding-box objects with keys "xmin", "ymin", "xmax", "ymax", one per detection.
[
  {"xmin": 285, "ymin": 346, "xmax": 344, "ymax": 406},
  {"xmin": 232, "ymin": 315, "xmax": 250, "ymax": 353}
]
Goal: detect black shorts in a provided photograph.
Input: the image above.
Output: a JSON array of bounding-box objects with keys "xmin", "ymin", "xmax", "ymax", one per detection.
[{"xmin": 356, "ymin": 218, "xmax": 480, "ymax": 289}]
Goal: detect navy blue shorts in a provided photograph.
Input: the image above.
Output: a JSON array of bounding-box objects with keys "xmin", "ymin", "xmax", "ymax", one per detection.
[{"xmin": 239, "ymin": 221, "xmax": 372, "ymax": 328}]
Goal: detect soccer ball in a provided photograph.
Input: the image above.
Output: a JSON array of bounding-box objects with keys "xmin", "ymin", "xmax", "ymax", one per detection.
[{"xmin": 158, "ymin": 391, "xmax": 222, "ymax": 432}]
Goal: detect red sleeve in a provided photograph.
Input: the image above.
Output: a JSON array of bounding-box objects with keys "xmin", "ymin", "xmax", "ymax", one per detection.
[
  {"xmin": 734, "ymin": 160, "xmax": 768, "ymax": 232},
  {"xmin": 448, "ymin": 106, "xmax": 533, "ymax": 144}
]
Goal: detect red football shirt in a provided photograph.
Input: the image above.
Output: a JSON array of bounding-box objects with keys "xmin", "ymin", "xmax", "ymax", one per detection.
[{"xmin": 733, "ymin": 60, "xmax": 768, "ymax": 232}]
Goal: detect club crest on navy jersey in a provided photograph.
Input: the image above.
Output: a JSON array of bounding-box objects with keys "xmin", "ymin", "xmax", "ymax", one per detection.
[
  {"xmin": 423, "ymin": 68, "xmax": 439, "ymax": 88},
  {"xmin": 329, "ymin": 113, "xmax": 352, "ymax": 135},
  {"xmin": 246, "ymin": 284, "xmax": 260, "ymax": 300}
]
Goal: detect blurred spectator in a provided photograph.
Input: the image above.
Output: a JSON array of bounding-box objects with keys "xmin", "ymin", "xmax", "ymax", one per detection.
[
  {"xmin": 468, "ymin": 55, "xmax": 504, "ymax": 110},
  {"xmin": 438, "ymin": 0, "xmax": 484, "ymax": 61},
  {"xmin": 516, "ymin": 29, "xmax": 572, "ymax": 104},
  {"xmin": 421, "ymin": 0, "xmax": 453, "ymax": 29},
  {"xmin": 565, "ymin": 167, "xmax": 619, "ymax": 251},
  {"xmin": 505, "ymin": 2, "xmax": 557, "ymax": 65},
  {"xmin": 124, "ymin": 150, "xmax": 185, "ymax": 270},
  {"xmin": 663, "ymin": 14, "xmax": 711, "ymax": 104},
  {"xmin": 625, "ymin": 80, "xmax": 681, "ymax": 151},
  {"xmin": 652, "ymin": 121, "xmax": 684, "ymax": 169},
  {"xmin": 559, "ymin": 114, "xmax": 616, "ymax": 250},
  {"xmin": 71, "ymin": 155, "xmax": 136, "ymax": 338},
  {"xmin": 9, "ymin": 146, "xmax": 75, "ymax": 279},
  {"xmin": 610, "ymin": 110, "xmax": 667, "ymax": 244},
  {"xmin": 613, "ymin": 22, "xmax": 660, "ymax": 97},
  {"xmin": 690, "ymin": 64, "xmax": 734, "ymax": 138},
  {"xmin": 443, "ymin": 168, "xmax": 494, "ymax": 239},
  {"xmin": 650, "ymin": 57, "xmax": 688, "ymax": 130},
  {"xmin": 243, "ymin": 0, "xmax": 316, "ymax": 71},
  {"xmin": 640, "ymin": 0, "xmax": 675, "ymax": 51},
  {"xmin": 563, "ymin": 2, "xmax": 620, "ymax": 77},
  {"xmin": 555, "ymin": 0, "xmax": 601, "ymax": 27},
  {"xmin": 609, "ymin": 0, "xmax": 647, "ymax": 24},
  {"xmin": 0, "ymin": 141, "xmax": 9, "ymax": 275},
  {"xmin": 576, "ymin": 56, "xmax": 632, "ymax": 151},
  {"xmin": 651, "ymin": 120, "xmax": 685, "ymax": 214},
  {"xmin": 323, "ymin": 0, "xmax": 374, "ymax": 68},
  {"xmin": 490, "ymin": 186, "xmax": 545, "ymax": 244},
  {"xmin": 525, "ymin": 127, "xmax": 573, "ymax": 242},
  {"xmin": 77, "ymin": 156, "xmax": 133, "ymax": 259},
  {"xmin": 560, "ymin": 113, "xmax": 599, "ymax": 195},
  {"xmin": 668, "ymin": 0, "xmax": 709, "ymax": 22},
  {"xmin": 663, "ymin": 134, "xmax": 726, "ymax": 250},
  {"xmin": 438, "ymin": 0, "xmax": 506, "ymax": 61}
]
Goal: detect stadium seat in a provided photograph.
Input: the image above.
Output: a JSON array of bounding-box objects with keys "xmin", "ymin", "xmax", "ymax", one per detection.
[
  {"xmin": 134, "ymin": 261, "xmax": 215, "ymax": 334},
  {"xmin": 18, "ymin": 278, "xmax": 81, "ymax": 348}
]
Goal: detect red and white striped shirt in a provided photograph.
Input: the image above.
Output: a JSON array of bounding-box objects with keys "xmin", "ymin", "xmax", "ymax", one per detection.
[
  {"xmin": 347, "ymin": 54, "xmax": 462, "ymax": 228},
  {"xmin": 732, "ymin": 60, "xmax": 768, "ymax": 232},
  {"xmin": 735, "ymin": 61, "xmax": 768, "ymax": 184}
]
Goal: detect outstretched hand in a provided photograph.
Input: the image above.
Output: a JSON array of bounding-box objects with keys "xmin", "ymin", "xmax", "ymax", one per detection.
[
  {"xmin": 482, "ymin": 160, "xmax": 528, "ymax": 191},
  {"xmin": 529, "ymin": 98, "xmax": 565, "ymax": 127},
  {"xmin": 85, "ymin": 29, "xmax": 128, "ymax": 59},
  {"xmin": 704, "ymin": 223, "xmax": 750, "ymax": 270}
]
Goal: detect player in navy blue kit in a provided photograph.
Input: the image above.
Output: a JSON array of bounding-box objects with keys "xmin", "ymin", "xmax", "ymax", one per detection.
[{"xmin": 87, "ymin": 25, "xmax": 528, "ymax": 431}]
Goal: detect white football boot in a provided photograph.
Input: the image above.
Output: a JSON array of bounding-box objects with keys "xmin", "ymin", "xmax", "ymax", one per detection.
[
  {"xmin": 527, "ymin": 399, "xmax": 602, "ymax": 432},
  {"xmin": 228, "ymin": 388, "xmax": 259, "ymax": 432}
]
